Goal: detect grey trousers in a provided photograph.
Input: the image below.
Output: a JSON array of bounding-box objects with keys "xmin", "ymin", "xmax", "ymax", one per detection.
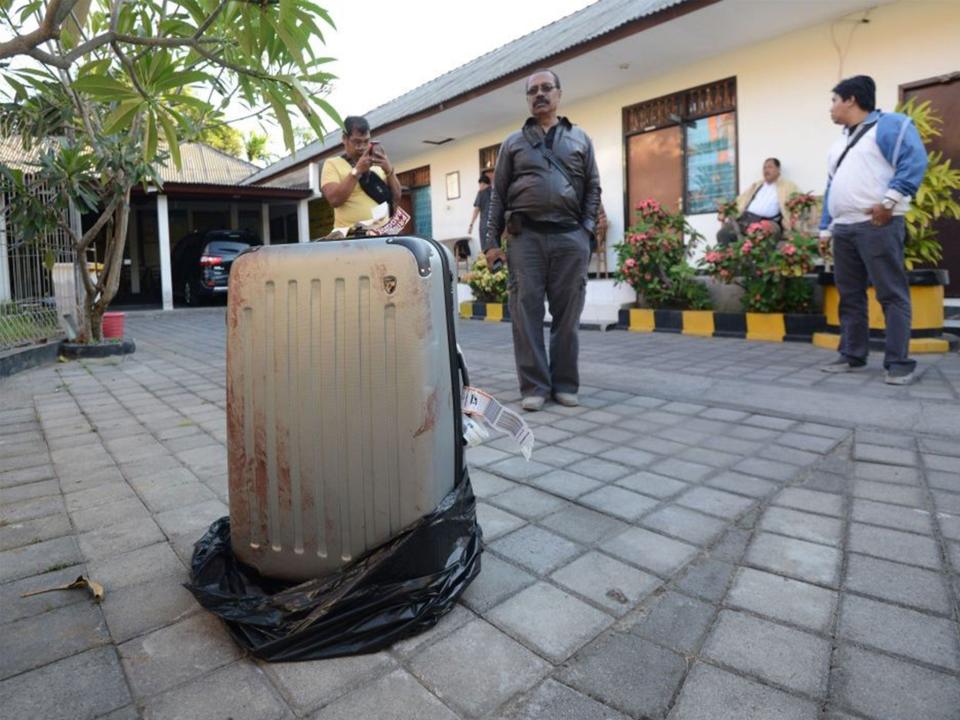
[
  {"xmin": 832, "ymin": 217, "xmax": 915, "ymax": 371},
  {"xmin": 506, "ymin": 226, "xmax": 590, "ymax": 398}
]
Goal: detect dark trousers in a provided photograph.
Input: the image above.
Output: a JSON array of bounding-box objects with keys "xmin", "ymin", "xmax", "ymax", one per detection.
[
  {"xmin": 506, "ymin": 227, "xmax": 590, "ymax": 398},
  {"xmin": 832, "ymin": 217, "xmax": 915, "ymax": 371}
]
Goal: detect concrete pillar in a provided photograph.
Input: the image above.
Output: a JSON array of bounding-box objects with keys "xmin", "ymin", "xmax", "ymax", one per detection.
[
  {"xmin": 0, "ymin": 193, "xmax": 10, "ymax": 302},
  {"xmin": 229, "ymin": 202, "xmax": 239, "ymax": 230},
  {"xmin": 297, "ymin": 199, "xmax": 310, "ymax": 243},
  {"xmin": 157, "ymin": 195, "xmax": 173, "ymax": 310},
  {"xmin": 261, "ymin": 203, "xmax": 271, "ymax": 246},
  {"xmin": 308, "ymin": 161, "xmax": 320, "ymax": 195}
]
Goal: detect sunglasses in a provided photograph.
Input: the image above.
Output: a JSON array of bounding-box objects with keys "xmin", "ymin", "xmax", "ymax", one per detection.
[{"xmin": 525, "ymin": 83, "xmax": 556, "ymax": 96}]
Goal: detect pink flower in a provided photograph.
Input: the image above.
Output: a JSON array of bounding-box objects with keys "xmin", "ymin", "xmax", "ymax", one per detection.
[
  {"xmin": 741, "ymin": 241, "xmax": 753, "ymax": 254},
  {"xmin": 782, "ymin": 243, "xmax": 797, "ymax": 256},
  {"xmin": 624, "ymin": 258, "xmax": 637, "ymax": 269}
]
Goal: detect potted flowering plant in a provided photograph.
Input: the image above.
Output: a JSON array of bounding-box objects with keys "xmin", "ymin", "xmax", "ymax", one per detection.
[
  {"xmin": 614, "ymin": 199, "xmax": 711, "ymax": 312},
  {"xmin": 702, "ymin": 196, "xmax": 820, "ymax": 313},
  {"xmin": 464, "ymin": 252, "xmax": 508, "ymax": 304}
]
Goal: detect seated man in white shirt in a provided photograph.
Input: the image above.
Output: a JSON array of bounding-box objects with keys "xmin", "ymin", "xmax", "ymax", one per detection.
[{"xmin": 717, "ymin": 158, "xmax": 799, "ymax": 245}]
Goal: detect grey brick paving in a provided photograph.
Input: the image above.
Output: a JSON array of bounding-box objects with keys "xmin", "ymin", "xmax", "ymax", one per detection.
[
  {"xmin": 831, "ymin": 644, "xmax": 960, "ymax": 720},
  {"xmin": 489, "ymin": 525, "xmax": 583, "ymax": 574},
  {"xmin": 140, "ymin": 661, "xmax": 288, "ymax": 720},
  {"xmin": 560, "ymin": 633, "xmax": 687, "ymax": 718},
  {"xmin": 642, "ymin": 505, "xmax": 727, "ymax": 545},
  {"xmin": 726, "ymin": 567, "xmax": 837, "ymax": 633},
  {"xmin": 499, "ymin": 678, "xmax": 630, "ymax": 720},
  {"xmin": 671, "ymin": 663, "xmax": 819, "ymax": 720},
  {"xmin": 487, "ymin": 581, "xmax": 613, "ymax": 662},
  {"xmin": 746, "ymin": 532, "xmax": 841, "ymax": 586},
  {"xmin": 627, "ymin": 590, "xmax": 715, "ymax": 654},
  {"xmin": 0, "ymin": 647, "xmax": 131, "ymax": 720},
  {"xmin": 838, "ymin": 594, "xmax": 960, "ymax": 671},
  {"xmin": 409, "ymin": 619, "xmax": 549, "ymax": 717},
  {"xmin": 551, "ymin": 551, "xmax": 660, "ymax": 614},
  {"xmin": 703, "ymin": 609, "xmax": 831, "ymax": 696},
  {"xmin": 4, "ymin": 311, "xmax": 960, "ymax": 720}
]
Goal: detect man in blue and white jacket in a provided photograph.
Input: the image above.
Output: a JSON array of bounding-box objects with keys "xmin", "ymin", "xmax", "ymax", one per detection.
[{"xmin": 819, "ymin": 75, "xmax": 928, "ymax": 385}]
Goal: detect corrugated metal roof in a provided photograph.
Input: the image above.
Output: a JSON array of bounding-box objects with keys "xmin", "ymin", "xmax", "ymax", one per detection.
[
  {"xmin": 1, "ymin": 137, "xmax": 256, "ymax": 186},
  {"xmin": 243, "ymin": 0, "xmax": 687, "ymax": 185},
  {"xmin": 158, "ymin": 142, "xmax": 257, "ymax": 185},
  {"xmin": 0, "ymin": 136, "xmax": 45, "ymax": 172}
]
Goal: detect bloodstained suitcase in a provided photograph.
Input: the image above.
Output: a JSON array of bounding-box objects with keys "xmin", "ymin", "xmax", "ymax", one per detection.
[{"xmin": 225, "ymin": 236, "xmax": 463, "ymax": 581}]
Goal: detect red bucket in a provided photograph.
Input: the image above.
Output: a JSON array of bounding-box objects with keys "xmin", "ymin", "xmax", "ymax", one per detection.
[{"xmin": 102, "ymin": 311, "xmax": 125, "ymax": 339}]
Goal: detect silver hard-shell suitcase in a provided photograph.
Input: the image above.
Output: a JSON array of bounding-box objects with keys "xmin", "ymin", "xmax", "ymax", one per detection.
[{"xmin": 226, "ymin": 237, "xmax": 463, "ymax": 581}]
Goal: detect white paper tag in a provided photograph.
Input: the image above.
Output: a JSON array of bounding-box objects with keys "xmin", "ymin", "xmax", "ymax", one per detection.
[{"xmin": 462, "ymin": 386, "xmax": 535, "ymax": 460}]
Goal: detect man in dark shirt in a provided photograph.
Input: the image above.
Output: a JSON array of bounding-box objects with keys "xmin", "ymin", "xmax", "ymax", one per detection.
[
  {"xmin": 468, "ymin": 174, "xmax": 492, "ymax": 240},
  {"xmin": 486, "ymin": 69, "xmax": 602, "ymax": 411}
]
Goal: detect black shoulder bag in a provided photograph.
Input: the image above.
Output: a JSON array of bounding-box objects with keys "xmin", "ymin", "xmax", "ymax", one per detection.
[{"xmin": 342, "ymin": 155, "xmax": 394, "ymax": 214}]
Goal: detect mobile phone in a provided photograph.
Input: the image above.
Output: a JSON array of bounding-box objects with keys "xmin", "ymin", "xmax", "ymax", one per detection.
[
  {"xmin": 368, "ymin": 141, "xmax": 381, "ymax": 156},
  {"xmin": 491, "ymin": 257, "xmax": 504, "ymax": 272}
]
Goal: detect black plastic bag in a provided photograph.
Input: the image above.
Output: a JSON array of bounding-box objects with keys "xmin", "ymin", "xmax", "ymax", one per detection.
[{"xmin": 185, "ymin": 471, "xmax": 482, "ymax": 661}]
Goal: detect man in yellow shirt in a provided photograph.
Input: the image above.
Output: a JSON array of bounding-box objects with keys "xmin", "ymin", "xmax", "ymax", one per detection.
[{"xmin": 320, "ymin": 116, "xmax": 402, "ymax": 230}]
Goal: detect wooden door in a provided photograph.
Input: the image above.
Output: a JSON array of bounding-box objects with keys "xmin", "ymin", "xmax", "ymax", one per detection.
[
  {"xmin": 903, "ymin": 74, "xmax": 960, "ymax": 297},
  {"xmin": 626, "ymin": 127, "xmax": 683, "ymax": 227}
]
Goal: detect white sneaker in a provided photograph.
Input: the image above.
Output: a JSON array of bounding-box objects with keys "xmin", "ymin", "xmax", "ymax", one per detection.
[
  {"xmin": 553, "ymin": 392, "xmax": 579, "ymax": 407},
  {"xmin": 521, "ymin": 396, "xmax": 545, "ymax": 412},
  {"xmin": 884, "ymin": 367, "xmax": 917, "ymax": 385}
]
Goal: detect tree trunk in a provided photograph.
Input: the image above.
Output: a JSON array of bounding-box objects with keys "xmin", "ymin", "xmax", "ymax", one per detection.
[{"xmin": 77, "ymin": 186, "xmax": 131, "ymax": 342}]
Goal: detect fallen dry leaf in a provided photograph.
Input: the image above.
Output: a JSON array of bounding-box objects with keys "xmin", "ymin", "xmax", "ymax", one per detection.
[{"xmin": 21, "ymin": 575, "xmax": 105, "ymax": 603}]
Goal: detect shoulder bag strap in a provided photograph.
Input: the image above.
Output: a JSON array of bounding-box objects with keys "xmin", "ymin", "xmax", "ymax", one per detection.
[{"xmin": 832, "ymin": 120, "xmax": 878, "ymax": 175}]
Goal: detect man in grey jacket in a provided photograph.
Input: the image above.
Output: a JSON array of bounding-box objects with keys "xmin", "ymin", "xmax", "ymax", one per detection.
[{"xmin": 485, "ymin": 69, "xmax": 602, "ymax": 411}]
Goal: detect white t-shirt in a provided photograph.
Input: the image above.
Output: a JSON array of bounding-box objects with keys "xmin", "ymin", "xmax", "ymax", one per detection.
[{"xmin": 746, "ymin": 182, "xmax": 780, "ymax": 218}]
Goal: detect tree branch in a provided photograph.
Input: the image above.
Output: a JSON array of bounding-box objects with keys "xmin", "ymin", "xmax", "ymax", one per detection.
[
  {"xmin": 194, "ymin": 0, "xmax": 231, "ymax": 39},
  {"xmin": 0, "ymin": 0, "xmax": 82, "ymax": 61},
  {"xmin": 78, "ymin": 192, "xmax": 123, "ymax": 253}
]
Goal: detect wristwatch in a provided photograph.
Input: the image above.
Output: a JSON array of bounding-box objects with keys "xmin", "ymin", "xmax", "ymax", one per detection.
[
  {"xmin": 881, "ymin": 197, "xmax": 896, "ymax": 210},
  {"xmin": 350, "ymin": 167, "xmax": 358, "ymax": 178}
]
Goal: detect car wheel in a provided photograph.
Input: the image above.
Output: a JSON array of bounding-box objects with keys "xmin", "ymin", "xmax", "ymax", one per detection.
[{"xmin": 184, "ymin": 281, "xmax": 194, "ymax": 306}]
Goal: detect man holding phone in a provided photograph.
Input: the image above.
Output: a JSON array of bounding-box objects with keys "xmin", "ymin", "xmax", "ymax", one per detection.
[
  {"xmin": 486, "ymin": 69, "xmax": 601, "ymax": 411},
  {"xmin": 321, "ymin": 115, "xmax": 403, "ymax": 231}
]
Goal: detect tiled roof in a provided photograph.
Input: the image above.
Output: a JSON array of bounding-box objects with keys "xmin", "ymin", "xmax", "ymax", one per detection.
[{"xmin": 242, "ymin": 0, "xmax": 687, "ymax": 185}]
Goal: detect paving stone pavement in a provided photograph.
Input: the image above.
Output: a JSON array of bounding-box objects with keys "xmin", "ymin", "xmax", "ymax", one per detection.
[{"xmin": 1, "ymin": 308, "xmax": 959, "ymax": 720}]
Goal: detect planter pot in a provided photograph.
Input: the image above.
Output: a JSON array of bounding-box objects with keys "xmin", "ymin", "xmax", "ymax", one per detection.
[
  {"xmin": 60, "ymin": 339, "xmax": 136, "ymax": 359},
  {"xmin": 816, "ymin": 269, "xmax": 956, "ymax": 353},
  {"xmin": 102, "ymin": 311, "xmax": 125, "ymax": 339}
]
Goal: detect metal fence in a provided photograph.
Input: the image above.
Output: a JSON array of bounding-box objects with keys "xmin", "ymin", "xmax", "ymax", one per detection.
[{"xmin": 0, "ymin": 180, "xmax": 76, "ymax": 351}]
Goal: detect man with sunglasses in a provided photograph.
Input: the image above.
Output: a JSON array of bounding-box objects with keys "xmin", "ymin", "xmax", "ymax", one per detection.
[{"xmin": 486, "ymin": 69, "xmax": 602, "ymax": 412}]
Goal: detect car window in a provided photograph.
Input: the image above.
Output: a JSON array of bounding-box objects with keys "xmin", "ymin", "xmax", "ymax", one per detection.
[{"xmin": 204, "ymin": 241, "xmax": 250, "ymax": 256}]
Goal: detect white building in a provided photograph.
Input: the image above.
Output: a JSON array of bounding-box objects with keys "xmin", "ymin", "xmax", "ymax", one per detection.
[{"xmin": 246, "ymin": 0, "xmax": 960, "ymax": 299}]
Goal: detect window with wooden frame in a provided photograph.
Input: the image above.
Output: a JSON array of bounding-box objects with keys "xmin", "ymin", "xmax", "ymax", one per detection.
[
  {"xmin": 479, "ymin": 144, "xmax": 499, "ymax": 173},
  {"xmin": 623, "ymin": 77, "xmax": 737, "ymax": 217},
  {"xmin": 397, "ymin": 165, "xmax": 430, "ymax": 189}
]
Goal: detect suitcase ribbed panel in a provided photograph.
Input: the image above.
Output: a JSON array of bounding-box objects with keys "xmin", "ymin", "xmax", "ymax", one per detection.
[{"xmin": 227, "ymin": 240, "xmax": 455, "ymax": 581}]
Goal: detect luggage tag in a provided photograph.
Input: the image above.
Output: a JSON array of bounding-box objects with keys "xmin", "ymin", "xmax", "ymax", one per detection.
[{"xmin": 462, "ymin": 386, "xmax": 535, "ymax": 460}]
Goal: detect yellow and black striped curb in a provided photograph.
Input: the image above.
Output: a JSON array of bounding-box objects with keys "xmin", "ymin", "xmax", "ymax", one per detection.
[
  {"xmin": 460, "ymin": 301, "xmax": 510, "ymax": 322},
  {"xmin": 617, "ymin": 308, "xmax": 826, "ymax": 343},
  {"xmin": 818, "ymin": 270, "xmax": 956, "ymax": 353}
]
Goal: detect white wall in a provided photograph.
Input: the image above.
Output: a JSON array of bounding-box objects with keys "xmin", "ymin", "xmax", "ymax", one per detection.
[{"xmin": 394, "ymin": 0, "xmax": 960, "ymax": 265}]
